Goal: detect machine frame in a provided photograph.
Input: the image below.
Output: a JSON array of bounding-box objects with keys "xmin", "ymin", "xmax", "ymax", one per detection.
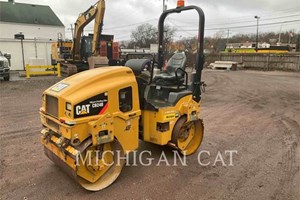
[{"xmin": 40, "ymin": 3, "xmax": 206, "ymax": 191}]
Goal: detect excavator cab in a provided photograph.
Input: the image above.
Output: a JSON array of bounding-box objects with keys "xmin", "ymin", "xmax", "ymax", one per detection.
[{"xmin": 40, "ymin": 1, "xmax": 205, "ymax": 192}]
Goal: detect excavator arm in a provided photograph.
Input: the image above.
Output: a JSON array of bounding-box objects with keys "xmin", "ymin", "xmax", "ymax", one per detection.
[
  {"xmin": 93, "ymin": 1, "xmax": 106, "ymax": 55},
  {"xmin": 72, "ymin": 0, "xmax": 106, "ymax": 61}
]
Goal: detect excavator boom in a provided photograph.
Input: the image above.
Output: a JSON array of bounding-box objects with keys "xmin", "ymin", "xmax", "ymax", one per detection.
[
  {"xmin": 93, "ymin": 1, "xmax": 106, "ymax": 55},
  {"xmin": 72, "ymin": 0, "xmax": 106, "ymax": 60},
  {"xmin": 52, "ymin": 0, "xmax": 119, "ymax": 77}
]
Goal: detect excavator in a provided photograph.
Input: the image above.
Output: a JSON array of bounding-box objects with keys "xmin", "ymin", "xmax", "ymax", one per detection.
[
  {"xmin": 51, "ymin": 0, "xmax": 120, "ymax": 76},
  {"xmin": 40, "ymin": 0, "xmax": 205, "ymax": 191}
]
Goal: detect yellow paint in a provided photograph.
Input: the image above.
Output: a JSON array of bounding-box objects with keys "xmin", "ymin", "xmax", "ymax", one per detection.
[
  {"xmin": 142, "ymin": 95, "xmax": 201, "ymax": 145},
  {"xmin": 40, "ymin": 66, "xmax": 204, "ymax": 189},
  {"xmin": 26, "ymin": 63, "xmax": 61, "ymax": 78}
]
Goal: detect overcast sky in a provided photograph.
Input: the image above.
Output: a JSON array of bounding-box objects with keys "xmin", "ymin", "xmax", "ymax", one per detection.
[{"xmin": 3, "ymin": 0, "xmax": 300, "ymax": 40}]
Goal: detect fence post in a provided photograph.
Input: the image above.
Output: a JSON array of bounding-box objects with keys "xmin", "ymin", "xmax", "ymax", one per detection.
[
  {"xmin": 267, "ymin": 53, "xmax": 270, "ymax": 71},
  {"xmin": 298, "ymin": 54, "xmax": 300, "ymax": 71},
  {"xmin": 57, "ymin": 63, "xmax": 61, "ymax": 77},
  {"xmin": 26, "ymin": 64, "xmax": 30, "ymax": 79}
]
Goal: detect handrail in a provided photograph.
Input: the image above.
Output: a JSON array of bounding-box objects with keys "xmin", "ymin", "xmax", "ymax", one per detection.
[{"xmin": 26, "ymin": 64, "xmax": 61, "ymax": 79}]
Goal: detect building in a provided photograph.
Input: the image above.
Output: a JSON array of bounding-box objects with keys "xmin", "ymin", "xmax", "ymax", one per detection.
[{"xmin": 0, "ymin": 0, "xmax": 65, "ymax": 70}]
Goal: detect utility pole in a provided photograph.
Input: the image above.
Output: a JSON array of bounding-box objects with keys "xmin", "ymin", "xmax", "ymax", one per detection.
[
  {"xmin": 254, "ymin": 16, "xmax": 260, "ymax": 52},
  {"xmin": 226, "ymin": 29, "xmax": 230, "ymax": 47},
  {"xmin": 288, "ymin": 31, "xmax": 293, "ymax": 44},
  {"xmin": 20, "ymin": 37, "xmax": 25, "ymax": 70},
  {"xmin": 163, "ymin": 0, "xmax": 167, "ymax": 12},
  {"xmin": 14, "ymin": 32, "xmax": 25, "ymax": 70},
  {"xmin": 278, "ymin": 24, "xmax": 283, "ymax": 44},
  {"xmin": 297, "ymin": 32, "xmax": 300, "ymax": 52},
  {"xmin": 70, "ymin": 24, "xmax": 74, "ymax": 39},
  {"xmin": 34, "ymin": 37, "xmax": 37, "ymax": 58}
]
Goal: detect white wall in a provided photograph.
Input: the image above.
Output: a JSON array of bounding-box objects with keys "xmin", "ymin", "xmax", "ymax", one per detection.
[
  {"xmin": 0, "ymin": 22, "xmax": 65, "ymax": 70},
  {"xmin": 0, "ymin": 22, "xmax": 65, "ymax": 40},
  {"xmin": 0, "ymin": 39, "xmax": 54, "ymax": 70}
]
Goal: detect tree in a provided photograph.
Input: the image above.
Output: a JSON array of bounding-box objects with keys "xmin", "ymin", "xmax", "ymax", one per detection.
[
  {"xmin": 129, "ymin": 23, "xmax": 176, "ymax": 49},
  {"xmin": 229, "ymin": 30, "xmax": 298, "ymax": 44},
  {"xmin": 204, "ymin": 31, "xmax": 226, "ymax": 53},
  {"xmin": 163, "ymin": 25, "xmax": 177, "ymax": 57},
  {"xmin": 130, "ymin": 23, "xmax": 157, "ymax": 48}
]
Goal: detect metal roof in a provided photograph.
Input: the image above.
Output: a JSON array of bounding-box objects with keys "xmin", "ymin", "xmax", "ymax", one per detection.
[{"xmin": 0, "ymin": 1, "xmax": 64, "ymax": 27}]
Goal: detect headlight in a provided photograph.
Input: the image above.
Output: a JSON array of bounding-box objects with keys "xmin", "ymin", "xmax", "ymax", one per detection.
[{"xmin": 66, "ymin": 102, "xmax": 72, "ymax": 111}]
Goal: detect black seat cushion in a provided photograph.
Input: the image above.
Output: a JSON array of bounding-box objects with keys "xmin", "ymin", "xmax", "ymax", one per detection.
[
  {"xmin": 154, "ymin": 52, "xmax": 187, "ymax": 86},
  {"xmin": 154, "ymin": 73, "xmax": 184, "ymax": 86},
  {"xmin": 166, "ymin": 52, "xmax": 187, "ymax": 72}
]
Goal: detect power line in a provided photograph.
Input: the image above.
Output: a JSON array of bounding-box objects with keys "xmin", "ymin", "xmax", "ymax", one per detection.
[
  {"xmin": 64, "ymin": 6, "xmax": 300, "ymax": 40},
  {"xmin": 174, "ymin": 19, "xmax": 300, "ymax": 32},
  {"xmin": 65, "ymin": 18, "xmax": 158, "ymax": 32},
  {"xmin": 166, "ymin": 18, "xmax": 195, "ymax": 37},
  {"xmin": 208, "ymin": 19, "xmax": 300, "ymax": 30},
  {"xmin": 104, "ymin": 18, "xmax": 158, "ymax": 30},
  {"xmin": 172, "ymin": 13, "xmax": 300, "ymax": 28},
  {"xmin": 65, "ymin": 9, "xmax": 300, "ymax": 32},
  {"xmin": 169, "ymin": 8, "xmax": 300, "ymax": 25}
]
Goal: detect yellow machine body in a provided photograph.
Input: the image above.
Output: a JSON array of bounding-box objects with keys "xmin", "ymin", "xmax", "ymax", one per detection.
[
  {"xmin": 51, "ymin": 41, "xmax": 73, "ymax": 62},
  {"xmin": 40, "ymin": 67, "xmax": 203, "ymax": 190},
  {"xmin": 40, "ymin": 67, "xmax": 141, "ymax": 190},
  {"xmin": 41, "ymin": 67, "xmax": 140, "ymax": 150},
  {"xmin": 40, "ymin": 3, "xmax": 206, "ymax": 192},
  {"xmin": 142, "ymin": 96, "xmax": 200, "ymax": 145}
]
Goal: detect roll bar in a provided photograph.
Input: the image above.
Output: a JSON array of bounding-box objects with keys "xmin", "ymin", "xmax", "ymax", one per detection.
[{"xmin": 157, "ymin": 5, "xmax": 205, "ymax": 102}]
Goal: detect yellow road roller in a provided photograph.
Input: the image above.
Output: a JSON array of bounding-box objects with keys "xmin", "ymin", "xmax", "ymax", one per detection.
[{"xmin": 40, "ymin": 2, "xmax": 206, "ymax": 191}]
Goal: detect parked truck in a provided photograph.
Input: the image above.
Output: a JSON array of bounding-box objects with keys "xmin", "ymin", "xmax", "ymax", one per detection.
[{"xmin": 0, "ymin": 51, "xmax": 10, "ymax": 81}]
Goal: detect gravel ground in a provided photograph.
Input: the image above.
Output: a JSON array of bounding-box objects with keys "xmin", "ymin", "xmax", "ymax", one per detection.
[{"xmin": 0, "ymin": 70, "xmax": 299, "ymax": 200}]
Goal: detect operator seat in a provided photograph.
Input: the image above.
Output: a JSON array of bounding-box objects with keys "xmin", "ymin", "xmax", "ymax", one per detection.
[{"xmin": 154, "ymin": 52, "xmax": 187, "ymax": 86}]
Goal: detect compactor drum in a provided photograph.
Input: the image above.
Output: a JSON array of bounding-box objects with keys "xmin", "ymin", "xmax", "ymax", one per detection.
[{"xmin": 40, "ymin": 3, "xmax": 206, "ymax": 191}]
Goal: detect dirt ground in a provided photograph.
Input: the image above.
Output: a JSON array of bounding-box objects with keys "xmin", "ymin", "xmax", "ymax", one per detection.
[{"xmin": 0, "ymin": 70, "xmax": 299, "ymax": 200}]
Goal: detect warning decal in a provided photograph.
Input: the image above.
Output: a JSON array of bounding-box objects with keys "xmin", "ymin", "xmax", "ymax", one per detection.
[{"xmin": 51, "ymin": 83, "xmax": 69, "ymax": 92}]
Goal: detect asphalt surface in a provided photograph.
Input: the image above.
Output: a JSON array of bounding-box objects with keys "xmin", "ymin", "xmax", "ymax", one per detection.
[{"xmin": 0, "ymin": 70, "xmax": 299, "ymax": 200}]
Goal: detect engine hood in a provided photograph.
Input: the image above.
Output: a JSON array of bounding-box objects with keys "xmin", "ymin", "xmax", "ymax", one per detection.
[{"xmin": 44, "ymin": 66, "xmax": 136, "ymax": 105}]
